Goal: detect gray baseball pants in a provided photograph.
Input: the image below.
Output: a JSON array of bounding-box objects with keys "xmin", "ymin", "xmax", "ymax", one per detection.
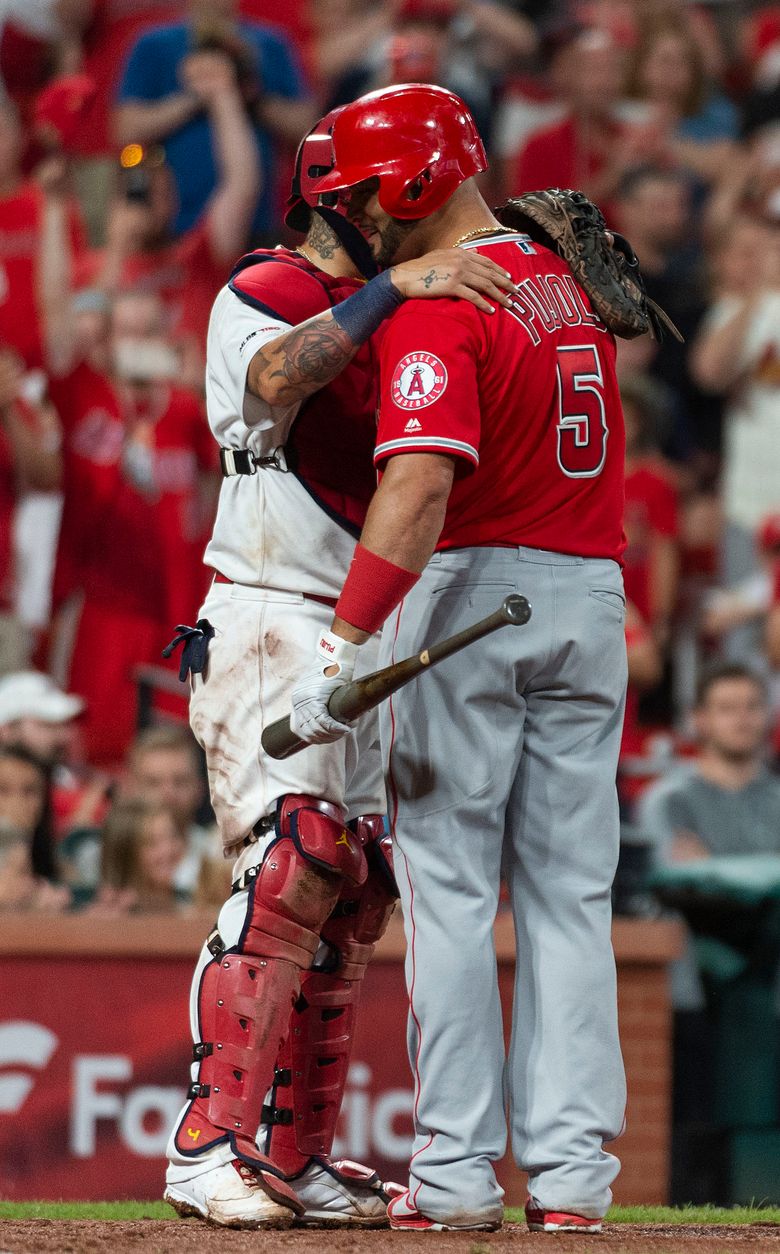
[{"xmin": 377, "ymin": 545, "xmax": 628, "ymax": 1225}]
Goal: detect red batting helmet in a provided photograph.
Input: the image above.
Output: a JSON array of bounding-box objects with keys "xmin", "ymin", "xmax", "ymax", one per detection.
[{"xmin": 315, "ymin": 83, "xmax": 487, "ymax": 220}]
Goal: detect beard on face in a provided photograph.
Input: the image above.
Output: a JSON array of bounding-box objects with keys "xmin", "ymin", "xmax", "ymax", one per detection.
[{"xmin": 374, "ymin": 215, "xmax": 418, "ymax": 268}]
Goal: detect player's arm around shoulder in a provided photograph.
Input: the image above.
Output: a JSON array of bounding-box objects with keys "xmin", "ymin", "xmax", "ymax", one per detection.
[{"xmin": 245, "ymin": 251, "xmax": 515, "ymax": 409}]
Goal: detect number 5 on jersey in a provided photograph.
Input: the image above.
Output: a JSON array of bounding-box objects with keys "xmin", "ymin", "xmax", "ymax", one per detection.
[{"xmin": 556, "ymin": 344, "xmax": 608, "ymax": 478}]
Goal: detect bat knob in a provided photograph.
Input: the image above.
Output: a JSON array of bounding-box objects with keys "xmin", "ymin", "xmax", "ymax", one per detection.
[{"xmin": 502, "ymin": 594, "xmax": 532, "ymax": 626}]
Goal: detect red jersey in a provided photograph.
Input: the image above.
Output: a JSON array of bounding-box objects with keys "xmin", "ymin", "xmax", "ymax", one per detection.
[
  {"xmin": 0, "ymin": 184, "xmax": 85, "ymax": 368},
  {"xmin": 374, "ymin": 232, "xmax": 626, "ymax": 561},
  {"xmin": 623, "ymin": 459, "xmax": 678, "ymax": 622},
  {"xmin": 513, "ymin": 115, "xmax": 622, "ymax": 225},
  {"xmin": 48, "ymin": 363, "xmax": 214, "ymax": 622}
]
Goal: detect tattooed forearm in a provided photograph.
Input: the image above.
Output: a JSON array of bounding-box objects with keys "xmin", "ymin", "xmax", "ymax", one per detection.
[{"xmin": 247, "ymin": 313, "xmax": 358, "ymax": 405}]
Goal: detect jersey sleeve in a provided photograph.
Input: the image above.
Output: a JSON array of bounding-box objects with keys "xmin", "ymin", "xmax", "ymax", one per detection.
[
  {"xmin": 210, "ymin": 288, "xmax": 292, "ymax": 423},
  {"xmin": 375, "ymin": 305, "xmax": 482, "ymax": 470}
]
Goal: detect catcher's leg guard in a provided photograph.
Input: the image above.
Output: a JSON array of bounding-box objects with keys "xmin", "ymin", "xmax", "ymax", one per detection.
[
  {"xmin": 173, "ymin": 796, "xmax": 367, "ymax": 1183},
  {"xmin": 264, "ymin": 817, "xmax": 399, "ymax": 1176}
]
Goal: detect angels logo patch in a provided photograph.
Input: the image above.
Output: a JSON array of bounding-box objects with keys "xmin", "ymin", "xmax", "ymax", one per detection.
[{"xmin": 391, "ymin": 352, "xmax": 448, "ymax": 410}]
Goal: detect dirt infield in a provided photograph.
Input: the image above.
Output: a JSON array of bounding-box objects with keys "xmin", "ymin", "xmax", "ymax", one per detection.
[{"xmin": 3, "ymin": 1221, "xmax": 780, "ymax": 1254}]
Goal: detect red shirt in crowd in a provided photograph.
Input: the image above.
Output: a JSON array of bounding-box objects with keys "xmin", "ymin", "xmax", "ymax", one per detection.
[
  {"xmin": 513, "ymin": 115, "xmax": 622, "ymax": 223},
  {"xmin": 0, "ymin": 183, "xmax": 85, "ymax": 369},
  {"xmin": 48, "ymin": 362, "xmax": 214, "ymax": 624},
  {"xmin": 375, "ymin": 232, "xmax": 625, "ymax": 560},
  {"xmin": 623, "ymin": 459, "xmax": 678, "ymax": 623},
  {"xmin": 79, "ymin": 220, "xmax": 226, "ymax": 359},
  {"xmin": 69, "ymin": 0, "xmax": 185, "ymax": 156}
]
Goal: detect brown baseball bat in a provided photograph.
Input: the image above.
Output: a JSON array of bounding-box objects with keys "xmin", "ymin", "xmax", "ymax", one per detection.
[{"xmin": 261, "ymin": 593, "xmax": 531, "ymax": 761}]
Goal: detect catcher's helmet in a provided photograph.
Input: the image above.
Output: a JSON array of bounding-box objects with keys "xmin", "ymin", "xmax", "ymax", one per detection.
[
  {"xmin": 285, "ymin": 107, "xmax": 346, "ymax": 232},
  {"xmin": 285, "ymin": 108, "xmax": 378, "ymax": 277},
  {"xmin": 315, "ymin": 83, "xmax": 487, "ymax": 220}
]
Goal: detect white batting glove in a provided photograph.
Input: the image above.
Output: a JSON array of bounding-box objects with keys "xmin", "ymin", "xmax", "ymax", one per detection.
[{"xmin": 290, "ymin": 631, "xmax": 360, "ymax": 745}]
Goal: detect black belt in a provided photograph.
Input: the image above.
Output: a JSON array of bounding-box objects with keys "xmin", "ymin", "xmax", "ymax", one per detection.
[{"xmin": 219, "ymin": 447, "xmax": 288, "ymax": 476}]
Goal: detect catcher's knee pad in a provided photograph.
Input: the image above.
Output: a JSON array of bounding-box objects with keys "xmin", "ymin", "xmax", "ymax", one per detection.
[
  {"xmin": 265, "ymin": 816, "xmax": 399, "ymax": 1173},
  {"xmin": 174, "ymin": 795, "xmax": 368, "ymax": 1170}
]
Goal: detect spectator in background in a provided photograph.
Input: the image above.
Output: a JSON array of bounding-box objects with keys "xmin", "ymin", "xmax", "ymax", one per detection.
[
  {"xmin": 90, "ymin": 44, "xmax": 260, "ymax": 389},
  {"xmin": 700, "ymin": 513, "xmax": 780, "ymax": 657},
  {"xmin": 621, "ymin": 373, "xmax": 679, "ymax": 648},
  {"xmin": 126, "ymin": 725, "xmax": 216, "ymax": 895},
  {"xmin": 317, "ymin": 0, "xmax": 536, "ymax": 159},
  {"xmin": 0, "ymin": 0, "xmax": 91, "ymax": 124},
  {"xmin": 113, "ymin": 0, "xmax": 314, "ymax": 238},
  {"xmin": 0, "ymin": 744, "xmax": 70, "ymax": 911},
  {"xmin": 639, "ymin": 664, "xmax": 780, "ymax": 865},
  {"xmin": 0, "ymin": 669, "xmax": 83, "ymax": 765},
  {"xmin": 62, "ymin": 1, "xmax": 186, "ymax": 164},
  {"xmin": 612, "ymin": 165, "xmax": 716, "ymax": 460},
  {"xmin": 739, "ymin": 9, "xmax": 780, "ymax": 142},
  {"xmin": 511, "ymin": 26, "xmax": 628, "ymax": 220},
  {"xmin": 622, "ymin": 14, "xmax": 738, "ymax": 187},
  {"xmin": 0, "ymin": 669, "xmax": 113, "ymax": 842},
  {"xmin": 0, "ymin": 101, "xmax": 84, "ymax": 369},
  {"xmin": 0, "ymin": 350, "xmax": 62, "ymax": 672},
  {"xmin": 93, "ymin": 796, "xmax": 188, "ymax": 913},
  {"xmin": 690, "ymin": 215, "xmax": 780, "ymax": 590},
  {"xmin": 39, "ymin": 164, "xmax": 218, "ymax": 763}
]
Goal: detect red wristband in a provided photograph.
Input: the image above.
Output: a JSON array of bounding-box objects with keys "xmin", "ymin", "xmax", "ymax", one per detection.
[{"xmin": 335, "ymin": 544, "xmax": 420, "ymax": 634}]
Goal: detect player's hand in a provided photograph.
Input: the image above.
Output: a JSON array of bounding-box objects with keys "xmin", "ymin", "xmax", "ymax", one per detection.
[
  {"xmin": 290, "ymin": 670, "xmax": 352, "ymax": 744},
  {"xmin": 390, "ymin": 249, "xmax": 516, "ymax": 314},
  {"xmin": 289, "ymin": 631, "xmax": 360, "ymax": 745}
]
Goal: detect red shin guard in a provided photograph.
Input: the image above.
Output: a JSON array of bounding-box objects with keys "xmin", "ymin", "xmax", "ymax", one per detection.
[
  {"xmin": 175, "ymin": 797, "xmax": 369, "ymax": 1182},
  {"xmin": 265, "ymin": 818, "xmax": 399, "ymax": 1175}
]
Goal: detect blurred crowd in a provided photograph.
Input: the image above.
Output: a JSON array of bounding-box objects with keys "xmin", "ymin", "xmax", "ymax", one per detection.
[{"xmin": 0, "ymin": 0, "xmax": 777, "ymax": 920}]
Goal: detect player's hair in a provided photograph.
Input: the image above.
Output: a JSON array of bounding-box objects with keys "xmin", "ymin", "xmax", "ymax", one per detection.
[
  {"xmin": 128, "ymin": 724, "xmax": 200, "ymax": 770},
  {"xmin": 694, "ymin": 662, "xmax": 768, "ymax": 708}
]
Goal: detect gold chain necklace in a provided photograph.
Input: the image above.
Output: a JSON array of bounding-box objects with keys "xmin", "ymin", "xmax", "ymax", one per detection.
[
  {"xmin": 453, "ymin": 225, "xmax": 516, "ymax": 247},
  {"xmin": 295, "ymin": 245, "xmax": 316, "ymax": 265}
]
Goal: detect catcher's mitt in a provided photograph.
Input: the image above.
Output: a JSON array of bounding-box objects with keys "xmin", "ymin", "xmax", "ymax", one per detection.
[{"xmin": 495, "ymin": 188, "xmax": 683, "ymax": 343}]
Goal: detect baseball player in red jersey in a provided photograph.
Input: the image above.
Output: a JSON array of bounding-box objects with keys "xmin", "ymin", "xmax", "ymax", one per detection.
[
  {"xmin": 162, "ymin": 110, "xmax": 516, "ymax": 1230},
  {"xmin": 289, "ymin": 85, "xmax": 629, "ymax": 1234}
]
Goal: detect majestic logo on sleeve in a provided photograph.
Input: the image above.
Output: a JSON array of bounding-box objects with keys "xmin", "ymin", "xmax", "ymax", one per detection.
[{"xmin": 391, "ymin": 352, "xmax": 448, "ymax": 411}]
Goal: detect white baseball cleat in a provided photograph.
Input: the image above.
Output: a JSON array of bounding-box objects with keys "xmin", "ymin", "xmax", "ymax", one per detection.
[
  {"xmin": 290, "ymin": 1156, "xmax": 403, "ymax": 1227},
  {"xmin": 164, "ymin": 1158, "xmax": 301, "ymax": 1228}
]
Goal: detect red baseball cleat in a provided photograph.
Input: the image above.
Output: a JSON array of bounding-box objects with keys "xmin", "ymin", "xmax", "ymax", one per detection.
[
  {"xmin": 388, "ymin": 1189, "xmax": 502, "ymax": 1231},
  {"xmin": 525, "ymin": 1197, "xmax": 604, "ymax": 1233}
]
